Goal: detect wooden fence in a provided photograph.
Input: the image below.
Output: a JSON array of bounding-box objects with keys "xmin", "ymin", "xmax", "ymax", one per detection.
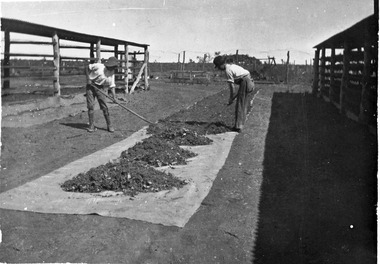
[
  {"xmin": 312, "ymin": 14, "xmax": 378, "ymax": 129},
  {"xmin": 1, "ymin": 18, "xmax": 150, "ymax": 95}
]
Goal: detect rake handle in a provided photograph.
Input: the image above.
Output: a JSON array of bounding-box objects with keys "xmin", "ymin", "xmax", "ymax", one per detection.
[{"xmin": 89, "ymin": 84, "xmax": 156, "ymax": 125}]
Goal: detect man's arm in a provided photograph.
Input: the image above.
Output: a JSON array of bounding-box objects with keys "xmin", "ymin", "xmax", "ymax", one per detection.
[
  {"xmin": 228, "ymin": 82, "xmax": 235, "ymax": 105},
  {"xmin": 85, "ymin": 64, "xmax": 91, "ymax": 85}
]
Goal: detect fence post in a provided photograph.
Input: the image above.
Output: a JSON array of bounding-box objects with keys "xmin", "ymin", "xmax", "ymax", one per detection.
[
  {"xmin": 329, "ymin": 48, "xmax": 336, "ymax": 101},
  {"xmin": 182, "ymin": 51, "xmax": 186, "ymax": 71},
  {"xmin": 359, "ymin": 26, "xmax": 372, "ymax": 123},
  {"xmin": 319, "ymin": 48, "xmax": 326, "ymax": 97},
  {"xmin": 177, "ymin": 53, "xmax": 180, "ymax": 71},
  {"xmin": 339, "ymin": 42, "xmax": 350, "ymax": 114},
  {"xmin": 285, "ymin": 51, "xmax": 289, "ymax": 84},
  {"xmin": 124, "ymin": 44, "xmax": 129, "ymax": 94},
  {"xmin": 144, "ymin": 47, "xmax": 149, "ymax": 89},
  {"xmin": 312, "ymin": 49, "xmax": 320, "ymax": 95},
  {"xmin": 52, "ymin": 32, "xmax": 60, "ymax": 96},
  {"xmin": 3, "ymin": 29, "xmax": 10, "ymax": 89},
  {"xmin": 96, "ymin": 39, "xmax": 101, "ymax": 63}
]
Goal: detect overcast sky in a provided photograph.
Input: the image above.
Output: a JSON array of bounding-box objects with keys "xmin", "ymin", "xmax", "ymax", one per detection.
[{"xmin": 1, "ymin": 0, "xmax": 375, "ymax": 63}]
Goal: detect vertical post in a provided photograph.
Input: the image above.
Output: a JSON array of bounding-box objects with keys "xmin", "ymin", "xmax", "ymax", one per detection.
[
  {"xmin": 96, "ymin": 39, "xmax": 101, "ymax": 63},
  {"xmin": 359, "ymin": 26, "xmax": 372, "ymax": 123},
  {"xmin": 285, "ymin": 51, "xmax": 290, "ymax": 84},
  {"xmin": 235, "ymin": 50, "xmax": 239, "ymax": 64},
  {"xmin": 339, "ymin": 42, "xmax": 350, "ymax": 114},
  {"xmin": 3, "ymin": 30, "xmax": 10, "ymax": 89},
  {"xmin": 114, "ymin": 45, "xmax": 118, "ymax": 58},
  {"xmin": 202, "ymin": 53, "xmax": 207, "ymax": 71},
  {"xmin": 90, "ymin": 43, "xmax": 94, "ymax": 62},
  {"xmin": 182, "ymin": 51, "xmax": 186, "ymax": 71},
  {"xmin": 177, "ymin": 53, "xmax": 181, "ymax": 71},
  {"xmin": 312, "ymin": 48, "xmax": 320, "ymax": 95},
  {"xmin": 124, "ymin": 44, "xmax": 129, "ymax": 94},
  {"xmin": 319, "ymin": 48, "xmax": 326, "ymax": 97},
  {"xmin": 144, "ymin": 47, "xmax": 149, "ymax": 90},
  {"xmin": 114, "ymin": 44, "xmax": 119, "ymax": 74},
  {"xmin": 52, "ymin": 32, "xmax": 60, "ymax": 96},
  {"xmin": 329, "ymin": 48, "xmax": 336, "ymax": 101}
]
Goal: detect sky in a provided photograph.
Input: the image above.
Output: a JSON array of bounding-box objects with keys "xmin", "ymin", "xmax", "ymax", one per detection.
[{"xmin": 0, "ymin": 0, "xmax": 375, "ymax": 64}]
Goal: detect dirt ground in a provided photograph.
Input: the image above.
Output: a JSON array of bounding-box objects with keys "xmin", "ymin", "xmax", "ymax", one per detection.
[{"xmin": 0, "ymin": 81, "xmax": 377, "ymax": 263}]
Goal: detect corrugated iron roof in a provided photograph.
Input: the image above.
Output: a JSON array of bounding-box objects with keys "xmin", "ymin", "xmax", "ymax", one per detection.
[
  {"xmin": 1, "ymin": 18, "xmax": 149, "ymax": 48},
  {"xmin": 314, "ymin": 14, "xmax": 378, "ymax": 49}
]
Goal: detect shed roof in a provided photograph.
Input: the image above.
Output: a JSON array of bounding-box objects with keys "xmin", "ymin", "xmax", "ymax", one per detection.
[
  {"xmin": 314, "ymin": 14, "xmax": 378, "ymax": 49},
  {"xmin": 1, "ymin": 18, "xmax": 149, "ymax": 48}
]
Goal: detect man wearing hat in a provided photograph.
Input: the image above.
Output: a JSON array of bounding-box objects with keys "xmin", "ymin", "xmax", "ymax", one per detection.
[
  {"xmin": 213, "ymin": 55, "xmax": 255, "ymax": 132},
  {"xmin": 85, "ymin": 56, "xmax": 119, "ymax": 132}
]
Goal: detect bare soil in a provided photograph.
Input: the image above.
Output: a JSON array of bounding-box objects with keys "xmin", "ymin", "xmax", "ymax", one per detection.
[{"xmin": 0, "ymin": 82, "xmax": 376, "ymax": 263}]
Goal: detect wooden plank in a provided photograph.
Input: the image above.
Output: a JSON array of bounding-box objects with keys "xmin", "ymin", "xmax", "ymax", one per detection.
[
  {"xmin": 350, "ymin": 50, "xmax": 364, "ymax": 61},
  {"xmin": 129, "ymin": 63, "xmax": 146, "ymax": 94},
  {"xmin": 61, "ymin": 56, "xmax": 97, "ymax": 61},
  {"xmin": 349, "ymin": 63, "xmax": 364, "ymax": 71},
  {"xmin": 1, "ymin": 65, "xmax": 33, "ymax": 69},
  {"xmin": 324, "ymin": 56, "xmax": 332, "ymax": 62},
  {"xmin": 60, "ymin": 45, "xmax": 91, "ymax": 49},
  {"xmin": 1, "ymin": 76, "xmax": 57, "ymax": 80},
  {"xmin": 334, "ymin": 54, "xmax": 344, "ymax": 62},
  {"xmin": 11, "ymin": 41, "xmax": 53, "ymax": 45},
  {"xmin": 5, "ymin": 53, "xmax": 54, "ymax": 57},
  {"xmin": 117, "ymin": 59, "xmax": 144, "ymax": 63},
  {"xmin": 348, "ymin": 74, "xmax": 363, "ymax": 81}
]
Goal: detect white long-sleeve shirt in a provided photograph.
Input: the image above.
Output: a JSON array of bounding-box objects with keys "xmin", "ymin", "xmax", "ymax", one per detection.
[
  {"xmin": 225, "ymin": 64, "xmax": 250, "ymax": 83},
  {"xmin": 87, "ymin": 63, "xmax": 116, "ymax": 88}
]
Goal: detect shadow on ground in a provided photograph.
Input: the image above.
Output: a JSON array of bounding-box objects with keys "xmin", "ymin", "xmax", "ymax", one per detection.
[
  {"xmin": 253, "ymin": 92, "xmax": 377, "ymax": 263},
  {"xmin": 60, "ymin": 122, "xmax": 89, "ymax": 131}
]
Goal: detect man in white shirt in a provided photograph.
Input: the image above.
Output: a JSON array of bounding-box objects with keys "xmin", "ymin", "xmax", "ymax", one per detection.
[
  {"xmin": 85, "ymin": 56, "xmax": 118, "ymax": 132},
  {"xmin": 213, "ymin": 56, "xmax": 255, "ymax": 132}
]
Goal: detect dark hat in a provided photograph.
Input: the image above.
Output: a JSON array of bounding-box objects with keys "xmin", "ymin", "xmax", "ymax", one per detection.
[
  {"xmin": 104, "ymin": 57, "xmax": 119, "ymax": 67},
  {"xmin": 213, "ymin": 56, "xmax": 225, "ymax": 68}
]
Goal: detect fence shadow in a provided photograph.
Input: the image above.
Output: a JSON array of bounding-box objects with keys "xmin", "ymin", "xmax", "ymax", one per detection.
[{"xmin": 252, "ymin": 92, "xmax": 377, "ymax": 263}]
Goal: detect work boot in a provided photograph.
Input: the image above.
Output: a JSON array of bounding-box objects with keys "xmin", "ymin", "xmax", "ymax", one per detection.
[
  {"xmin": 103, "ymin": 109, "xmax": 115, "ymax": 132},
  {"xmin": 87, "ymin": 110, "xmax": 97, "ymax": 132}
]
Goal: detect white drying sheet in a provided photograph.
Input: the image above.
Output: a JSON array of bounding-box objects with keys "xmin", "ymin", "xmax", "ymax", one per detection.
[{"xmin": 0, "ymin": 127, "xmax": 236, "ymax": 227}]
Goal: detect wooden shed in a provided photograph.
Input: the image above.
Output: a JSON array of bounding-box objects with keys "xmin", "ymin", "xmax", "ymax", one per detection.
[
  {"xmin": 1, "ymin": 18, "xmax": 150, "ymax": 95},
  {"xmin": 312, "ymin": 14, "xmax": 378, "ymax": 128}
]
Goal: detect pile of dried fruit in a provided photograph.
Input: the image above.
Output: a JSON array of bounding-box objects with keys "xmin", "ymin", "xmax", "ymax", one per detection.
[
  {"xmin": 61, "ymin": 158, "xmax": 187, "ymax": 196},
  {"xmin": 61, "ymin": 121, "xmax": 213, "ymax": 196},
  {"xmin": 147, "ymin": 121, "xmax": 213, "ymax": 145},
  {"xmin": 147, "ymin": 120, "xmax": 231, "ymax": 140},
  {"xmin": 61, "ymin": 95, "xmax": 238, "ymax": 196},
  {"xmin": 121, "ymin": 137, "xmax": 197, "ymax": 167}
]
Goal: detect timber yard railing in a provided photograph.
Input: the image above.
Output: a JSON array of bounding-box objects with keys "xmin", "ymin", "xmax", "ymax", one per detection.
[
  {"xmin": 312, "ymin": 14, "xmax": 378, "ymax": 130},
  {"xmin": 1, "ymin": 18, "xmax": 150, "ymax": 95}
]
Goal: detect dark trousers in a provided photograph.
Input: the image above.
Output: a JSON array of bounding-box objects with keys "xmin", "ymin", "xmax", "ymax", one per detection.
[
  {"xmin": 86, "ymin": 84, "xmax": 108, "ymax": 111},
  {"xmin": 235, "ymin": 76, "xmax": 255, "ymax": 129}
]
